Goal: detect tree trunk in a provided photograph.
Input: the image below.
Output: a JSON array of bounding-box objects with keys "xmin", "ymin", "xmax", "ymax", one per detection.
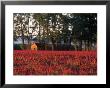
[
  {"xmin": 21, "ymin": 23, "xmax": 24, "ymax": 49},
  {"xmin": 84, "ymin": 40, "xmax": 87, "ymax": 50},
  {"xmin": 52, "ymin": 44, "xmax": 54, "ymax": 50},
  {"xmin": 51, "ymin": 37, "xmax": 55, "ymax": 51},
  {"xmin": 79, "ymin": 40, "xmax": 82, "ymax": 51},
  {"xmin": 87, "ymin": 40, "xmax": 90, "ymax": 50},
  {"xmin": 39, "ymin": 22, "xmax": 40, "ymax": 43}
]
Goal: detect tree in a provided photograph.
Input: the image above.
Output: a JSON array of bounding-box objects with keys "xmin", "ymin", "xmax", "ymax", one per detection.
[
  {"xmin": 14, "ymin": 13, "xmax": 97, "ymax": 51},
  {"xmin": 14, "ymin": 13, "xmax": 30, "ymax": 49},
  {"xmin": 69, "ymin": 13, "xmax": 97, "ymax": 50}
]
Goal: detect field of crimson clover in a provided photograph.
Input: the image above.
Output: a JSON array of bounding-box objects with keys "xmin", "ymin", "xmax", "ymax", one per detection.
[{"xmin": 14, "ymin": 50, "xmax": 97, "ymax": 75}]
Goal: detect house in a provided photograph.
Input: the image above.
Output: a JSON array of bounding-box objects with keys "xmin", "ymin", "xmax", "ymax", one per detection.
[{"xmin": 31, "ymin": 42, "xmax": 37, "ymax": 50}]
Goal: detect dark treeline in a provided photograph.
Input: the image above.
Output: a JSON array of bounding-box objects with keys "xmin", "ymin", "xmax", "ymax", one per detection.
[{"xmin": 13, "ymin": 13, "xmax": 97, "ymax": 51}]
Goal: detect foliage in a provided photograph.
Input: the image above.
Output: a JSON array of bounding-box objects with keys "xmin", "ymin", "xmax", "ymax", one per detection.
[{"xmin": 13, "ymin": 13, "xmax": 97, "ymax": 50}]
